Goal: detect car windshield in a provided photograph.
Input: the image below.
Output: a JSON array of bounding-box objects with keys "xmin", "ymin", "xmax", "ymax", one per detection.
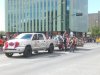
[{"xmin": 15, "ymin": 34, "xmax": 32, "ymax": 39}]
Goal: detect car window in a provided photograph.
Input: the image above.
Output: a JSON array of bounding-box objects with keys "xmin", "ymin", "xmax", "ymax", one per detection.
[
  {"xmin": 21, "ymin": 34, "xmax": 32, "ymax": 39},
  {"xmin": 38, "ymin": 34, "xmax": 44, "ymax": 40},
  {"xmin": 15, "ymin": 34, "xmax": 32, "ymax": 39},
  {"xmin": 32, "ymin": 34, "xmax": 38, "ymax": 40}
]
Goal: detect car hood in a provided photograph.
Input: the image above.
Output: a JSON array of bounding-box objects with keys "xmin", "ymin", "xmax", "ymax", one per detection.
[{"xmin": 7, "ymin": 39, "xmax": 30, "ymax": 43}]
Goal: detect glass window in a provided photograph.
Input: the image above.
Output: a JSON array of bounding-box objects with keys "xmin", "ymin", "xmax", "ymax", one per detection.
[
  {"xmin": 37, "ymin": 1, "xmax": 39, "ymax": 19},
  {"xmin": 40, "ymin": 0, "xmax": 42, "ymax": 16},
  {"xmin": 38, "ymin": 34, "xmax": 44, "ymax": 40},
  {"xmin": 44, "ymin": 0, "xmax": 46, "ymax": 12},
  {"xmin": 34, "ymin": 20, "xmax": 36, "ymax": 32},
  {"xmin": 30, "ymin": 20, "xmax": 32, "ymax": 32},
  {"xmin": 66, "ymin": 0, "xmax": 70, "ymax": 10},
  {"xmin": 24, "ymin": 23, "xmax": 25, "ymax": 31},
  {"xmin": 21, "ymin": 34, "xmax": 32, "ymax": 39},
  {"xmin": 51, "ymin": 0, "xmax": 54, "ymax": 11},
  {"xmin": 30, "ymin": 0, "xmax": 32, "ymax": 19},
  {"xmin": 48, "ymin": 0, "xmax": 50, "ymax": 11},
  {"xmin": 15, "ymin": 34, "xmax": 32, "ymax": 39},
  {"xmin": 32, "ymin": 34, "xmax": 38, "ymax": 40},
  {"xmin": 34, "ymin": 3, "xmax": 36, "ymax": 19},
  {"xmin": 55, "ymin": 0, "xmax": 58, "ymax": 11}
]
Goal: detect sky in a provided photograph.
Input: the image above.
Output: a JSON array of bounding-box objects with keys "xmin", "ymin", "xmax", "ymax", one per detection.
[
  {"xmin": 88, "ymin": 0, "xmax": 100, "ymax": 13},
  {"xmin": 0, "ymin": 0, "xmax": 5, "ymax": 31},
  {"xmin": 0, "ymin": 0, "xmax": 100, "ymax": 31}
]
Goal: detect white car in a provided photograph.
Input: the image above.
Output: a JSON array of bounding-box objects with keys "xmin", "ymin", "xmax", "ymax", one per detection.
[{"xmin": 3, "ymin": 33, "xmax": 55, "ymax": 57}]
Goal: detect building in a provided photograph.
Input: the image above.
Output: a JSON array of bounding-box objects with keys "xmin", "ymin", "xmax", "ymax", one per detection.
[
  {"xmin": 5, "ymin": 0, "xmax": 88, "ymax": 35},
  {"xmin": 88, "ymin": 11, "xmax": 100, "ymax": 31},
  {"xmin": 88, "ymin": 13, "xmax": 98, "ymax": 31}
]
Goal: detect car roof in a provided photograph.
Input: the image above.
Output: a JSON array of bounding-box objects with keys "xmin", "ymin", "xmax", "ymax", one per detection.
[{"xmin": 20, "ymin": 33, "xmax": 43, "ymax": 35}]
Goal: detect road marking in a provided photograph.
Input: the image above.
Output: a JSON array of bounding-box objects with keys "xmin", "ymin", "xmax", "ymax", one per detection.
[{"xmin": 0, "ymin": 63, "xmax": 11, "ymax": 67}]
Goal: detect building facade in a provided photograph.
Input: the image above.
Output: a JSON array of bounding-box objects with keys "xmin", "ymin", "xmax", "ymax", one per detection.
[
  {"xmin": 5, "ymin": 0, "xmax": 88, "ymax": 34},
  {"xmin": 70, "ymin": 0, "xmax": 88, "ymax": 32},
  {"xmin": 88, "ymin": 11, "xmax": 100, "ymax": 31},
  {"xmin": 88, "ymin": 13, "xmax": 98, "ymax": 30}
]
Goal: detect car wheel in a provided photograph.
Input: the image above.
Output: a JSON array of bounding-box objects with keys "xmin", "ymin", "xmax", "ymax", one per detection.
[
  {"xmin": 5, "ymin": 53, "xmax": 13, "ymax": 57},
  {"xmin": 23, "ymin": 46, "xmax": 32, "ymax": 57},
  {"xmin": 48, "ymin": 44, "xmax": 54, "ymax": 53}
]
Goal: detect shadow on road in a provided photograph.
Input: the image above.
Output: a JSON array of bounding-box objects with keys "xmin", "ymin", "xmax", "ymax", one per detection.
[
  {"xmin": 2, "ymin": 48, "xmax": 92, "ymax": 59},
  {"xmin": 9, "ymin": 50, "xmax": 67, "ymax": 59},
  {"xmin": 76, "ymin": 48, "xmax": 91, "ymax": 51}
]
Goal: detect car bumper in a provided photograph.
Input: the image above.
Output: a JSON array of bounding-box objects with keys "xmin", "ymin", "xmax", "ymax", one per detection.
[{"xmin": 3, "ymin": 47, "xmax": 25, "ymax": 53}]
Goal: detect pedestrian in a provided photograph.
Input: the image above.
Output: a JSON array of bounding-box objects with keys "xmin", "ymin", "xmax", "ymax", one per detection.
[
  {"xmin": 73, "ymin": 35, "xmax": 77, "ymax": 49},
  {"xmin": 69, "ymin": 35, "xmax": 77, "ymax": 52},
  {"xmin": 66, "ymin": 35, "xmax": 70, "ymax": 50},
  {"xmin": 63, "ymin": 31, "xmax": 69, "ymax": 51}
]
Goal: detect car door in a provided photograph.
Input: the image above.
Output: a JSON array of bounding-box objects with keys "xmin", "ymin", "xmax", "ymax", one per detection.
[
  {"xmin": 38, "ymin": 34, "xmax": 46, "ymax": 49},
  {"xmin": 32, "ymin": 34, "xmax": 40, "ymax": 49}
]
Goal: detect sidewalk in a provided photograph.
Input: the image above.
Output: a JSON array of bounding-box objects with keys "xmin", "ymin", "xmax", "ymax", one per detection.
[{"xmin": 78, "ymin": 43, "xmax": 100, "ymax": 49}]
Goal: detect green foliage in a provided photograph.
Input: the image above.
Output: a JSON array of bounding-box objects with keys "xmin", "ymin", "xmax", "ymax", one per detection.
[
  {"xmin": 0, "ymin": 31, "xmax": 6, "ymax": 35},
  {"xmin": 91, "ymin": 26, "xmax": 100, "ymax": 36}
]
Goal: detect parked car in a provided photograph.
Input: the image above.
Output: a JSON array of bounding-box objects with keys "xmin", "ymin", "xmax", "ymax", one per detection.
[{"xmin": 3, "ymin": 33, "xmax": 55, "ymax": 57}]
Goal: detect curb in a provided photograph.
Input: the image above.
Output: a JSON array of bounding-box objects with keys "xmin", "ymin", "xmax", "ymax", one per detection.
[{"xmin": 77, "ymin": 46, "xmax": 100, "ymax": 50}]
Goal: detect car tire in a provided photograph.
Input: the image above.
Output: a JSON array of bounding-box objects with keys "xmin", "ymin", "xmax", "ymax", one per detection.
[
  {"xmin": 5, "ymin": 53, "xmax": 13, "ymax": 57},
  {"xmin": 23, "ymin": 46, "xmax": 32, "ymax": 57},
  {"xmin": 48, "ymin": 44, "xmax": 54, "ymax": 53}
]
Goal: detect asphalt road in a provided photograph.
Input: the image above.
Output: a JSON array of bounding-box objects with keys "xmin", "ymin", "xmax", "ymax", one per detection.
[{"xmin": 0, "ymin": 46, "xmax": 100, "ymax": 75}]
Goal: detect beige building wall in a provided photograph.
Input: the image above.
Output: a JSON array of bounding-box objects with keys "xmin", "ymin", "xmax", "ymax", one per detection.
[
  {"xmin": 88, "ymin": 13, "xmax": 98, "ymax": 29},
  {"xmin": 88, "ymin": 11, "xmax": 100, "ymax": 31}
]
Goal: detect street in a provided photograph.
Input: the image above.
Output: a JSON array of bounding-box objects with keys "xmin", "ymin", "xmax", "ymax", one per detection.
[{"xmin": 0, "ymin": 43, "xmax": 100, "ymax": 75}]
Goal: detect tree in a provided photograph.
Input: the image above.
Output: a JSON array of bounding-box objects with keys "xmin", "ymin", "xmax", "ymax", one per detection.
[
  {"xmin": 91, "ymin": 26, "xmax": 100, "ymax": 36},
  {"xmin": 0, "ymin": 31, "xmax": 6, "ymax": 35}
]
